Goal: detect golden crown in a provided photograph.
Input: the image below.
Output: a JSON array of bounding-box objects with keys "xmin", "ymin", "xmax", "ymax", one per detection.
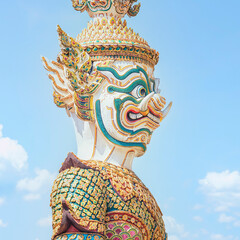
[
  {"xmin": 42, "ymin": 1, "xmax": 163, "ymax": 120},
  {"xmin": 72, "ymin": 0, "xmax": 159, "ymax": 67}
]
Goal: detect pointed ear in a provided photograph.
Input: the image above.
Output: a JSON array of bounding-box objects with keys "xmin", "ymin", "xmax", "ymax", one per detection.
[
  {"xmin": 57, "ymin": 25, "xmax": 92, "ymax": 86},
  {"xmin": 42, "ymin": 26, "xmax": 107, "ymax": 122}
]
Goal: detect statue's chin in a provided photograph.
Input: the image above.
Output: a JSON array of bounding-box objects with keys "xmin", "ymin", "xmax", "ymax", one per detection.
[{"xmin": 135, "ymin": 148, "xmax": 146, "ymax": 158}]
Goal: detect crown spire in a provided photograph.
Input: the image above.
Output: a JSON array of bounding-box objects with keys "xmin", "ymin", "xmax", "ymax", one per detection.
[
  {"xmin": 72, "ymin": 0, "xmax": 141, "ymax": 19},
  {"xmin": 70, "ymin": 0, "xmax": 158, "ymax": 68}
]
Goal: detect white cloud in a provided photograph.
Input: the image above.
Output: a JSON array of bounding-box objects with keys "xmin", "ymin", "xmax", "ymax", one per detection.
[
  {"xmin": 0, "ymin": 125, "xmax": 3, "ymax": 138},
  {"xmin": 0, "ymin": 219, "xmax": 7, "ymax": 228},
  {"xmin": 0, "ymin": 124, "xmax": 28, "ymax": 171},
  {"xmin": 193, "ymin": 204, "xmax": 204, "ymax": 210},
  {"xmin": 218, "ymin": 214, "xmax": 235, "ymax": 223},
  {"xmin": 199, "ymin": 170, "xmax": 240, "ymax": 212},
  {"xmin": 193, "ymin": 216, "xmax": 203, "ymax": 222},
  {"xmin": 37, "ymin": 216, "xmax": 52, "ymax": 227},
  {"xmin": 200, "ymin": 229, "xmax": 209, "ymax": 235},
  {"xmin": 211, "ymin": 234, "xmax": 226, "ymax": 240},
  {"xmin": 24, "ymin": 193, "xmax": 41, "ymax": 201},
  {"xmin": 17, "ymin": 169, "xmax": 55, "ymax": 201},
  {"xmin": 234, "ymin": 221, "xmax": 240, "ymax": 227},
  {"xmin": 199, "ymin": 171, "xmax": 240, "ymax": 191},
  {"xmin": 210, "ymin": 234, "xmax": 238, "ymax": 240},
  {"xmin": 0, "ymin": 197, "xmax": 5, "ymax": 206},
  {"xmin": 164, "ymin": 216, "xmax": 189, "ymax": 239}
]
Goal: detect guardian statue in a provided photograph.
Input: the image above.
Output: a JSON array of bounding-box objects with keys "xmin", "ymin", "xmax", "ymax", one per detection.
[{"xmin": 43, "ymin": 1, "xmax": 172, "ymax": 239}]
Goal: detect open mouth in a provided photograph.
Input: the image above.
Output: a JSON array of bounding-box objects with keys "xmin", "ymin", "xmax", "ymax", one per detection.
[{"xmin": 127, "ymin": 109, "xmax": 161, "ymax": 124}]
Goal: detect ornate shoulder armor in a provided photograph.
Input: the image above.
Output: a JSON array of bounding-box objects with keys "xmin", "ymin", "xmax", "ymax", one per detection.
[{"xmin": 50, "ymin": 153, "xmax": 107, "ymax": 239}]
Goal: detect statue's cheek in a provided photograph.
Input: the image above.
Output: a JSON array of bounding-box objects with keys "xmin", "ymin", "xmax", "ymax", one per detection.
[{"xmin": 94, "ymin": 93, "xmax": 126, "ymax": 136}]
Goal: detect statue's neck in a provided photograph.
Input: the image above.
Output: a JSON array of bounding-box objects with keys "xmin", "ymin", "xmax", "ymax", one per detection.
[{"xmin": 71, "ymin": 113, "xmax": 135, "ymax": 170}]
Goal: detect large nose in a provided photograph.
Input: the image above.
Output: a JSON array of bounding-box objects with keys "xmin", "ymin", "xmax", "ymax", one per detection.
[{"xmin": 139, "ymin": 93, "xmax": 172, "ymax": 121}]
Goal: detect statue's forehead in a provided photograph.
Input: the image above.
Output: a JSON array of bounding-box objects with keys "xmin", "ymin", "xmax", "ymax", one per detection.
[
  {"xmin": 95, "ymin": 61, "xmax": 153, "ymax": 74},
  {"xmin": 95, "ymin": 61, "xmax": 154, "ymax": 88}
]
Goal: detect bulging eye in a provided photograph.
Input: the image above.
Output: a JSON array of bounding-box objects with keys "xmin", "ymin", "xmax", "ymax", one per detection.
[{"xmin": 131, "ymin": 85, "xmax": 147, "ymax": 98}]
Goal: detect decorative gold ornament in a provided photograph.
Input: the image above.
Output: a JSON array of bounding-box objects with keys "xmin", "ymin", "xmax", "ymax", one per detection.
[
  {"xmin": 50, "ymin": 153, "xmax": 167, "ymax": 240},
  {"xmin": 77, "ymin": 17, "xmax": 159, "ymax": 68},
  {"xmin": 72, "ymin": 0, "xmax": 141, "ymax": 18},
  {"xmin": 43, "ymin": 0, "xmax": 171, "ymax": 239}
]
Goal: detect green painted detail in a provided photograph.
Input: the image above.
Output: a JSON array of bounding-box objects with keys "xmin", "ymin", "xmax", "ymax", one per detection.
[
  {"xmin": 108, "ymin": 79, "xmax": 149, "ymax": 95},
  {"xmin": 95, "ymin": 100, "xmax": 146, "ymax": 151},
  {"xmin": 73, "ymin": 1, "xmax": 87, "ymax": 11},
  {"xmin": 114, "ymin": 98, "xmax": 152, "ymax": 136},
  {"xmin": 97, "ymin": 66, "xmax": 151, "ymax": 92},
  {"xmin": 87, "ymin": 0, "xmax": 112, "ymax": 12}
]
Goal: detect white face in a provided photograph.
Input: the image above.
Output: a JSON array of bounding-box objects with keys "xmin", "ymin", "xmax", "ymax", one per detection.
[
  {"xmin": 92, "ymin": 62, "xmax": 171, "ymax": 157},
  {"xmin": 42, "ymin": 26, "xmax": 171, "ymax": 158}
]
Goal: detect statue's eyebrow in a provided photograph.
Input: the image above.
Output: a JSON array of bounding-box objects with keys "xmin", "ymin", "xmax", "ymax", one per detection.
[
  {"xmin": 96, "ymin": 66, "xmax": 151, "ymax": 91},
  {"xmin": 108, "ymin": 79, "xmax": 149, "ymax": 94}
]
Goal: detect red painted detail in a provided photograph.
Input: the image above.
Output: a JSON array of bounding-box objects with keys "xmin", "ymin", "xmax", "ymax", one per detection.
[
  {"xmin": 66, "ymin": 225, "xmax": 81, "ymax": 233},
  {"xmin": 127, "ymin": 107, "xmax": 161, "ymax": 120},
  {"xmin": 129, "ymin": 109, "xmax": 140, "ymax": 114},
  {"xmin": 148, "ymin": 107, "xmax": 161, "ymax": 118}
]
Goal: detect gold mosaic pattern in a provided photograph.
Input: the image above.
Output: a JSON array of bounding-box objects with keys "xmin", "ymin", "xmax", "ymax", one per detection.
[
  {"xmin": 50, "ymin": 157, "xmax": 166, "ymax": 239},
  {"xmin": 106, "ymin": 211, "xmax": 147, "ymax": 239},
  {"xmin": 55, "ymin": 232, "xmax": 104, "ymax": 240},
  {"xmin": 50, "ymin": 167, "xmax": 107, "ymax": 238}
]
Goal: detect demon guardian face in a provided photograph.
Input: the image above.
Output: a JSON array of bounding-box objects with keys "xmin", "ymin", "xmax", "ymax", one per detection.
[
  {"xmin": 44, "ymin": 2, "xmax": 170, "ymax": 239},
  {"xmin": 93, "ymin": 62, "xmax": 171, "ymax": 157},
  {"xmin": 42, "ymin": 25, "xmax": 172, "ymax": 159}
]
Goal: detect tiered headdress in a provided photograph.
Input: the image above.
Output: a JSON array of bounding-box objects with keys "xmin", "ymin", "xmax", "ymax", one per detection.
[
  {"xmin": 43, "ymin": 0, "xmax": 160, "ymax": 120},
  {"xmin": 73, "ymin": 0, "xmax": 159, "ymax": 68}
]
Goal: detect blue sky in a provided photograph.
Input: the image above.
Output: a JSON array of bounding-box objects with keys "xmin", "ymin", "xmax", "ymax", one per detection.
[{"xmin": 0, "ymin": 0, "xmax": 239, "ymax": 240}]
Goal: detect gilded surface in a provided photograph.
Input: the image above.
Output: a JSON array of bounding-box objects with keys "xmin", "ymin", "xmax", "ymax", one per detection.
[
  {"xmin": 51, "ymin": 155, "xmax": 167, "ymax": 240},
  {"xmin": 72, "ymin": 0, "xmax": 141, "ymax": 18},
  {"xmin": 43, "ymin": 1, "xmax": 171, "ymax": 240},
  {"xmin": 55, "ymin": 233, "xmax": 104, "ymax": 240},
  {"xmin": 77, "ymin": 17, "xmax": 159, "ymax": 68}
]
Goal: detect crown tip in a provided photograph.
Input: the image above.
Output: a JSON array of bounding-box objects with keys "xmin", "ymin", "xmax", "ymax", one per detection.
[{"xmin": 72, "ymin": 0, "xmax": 141, "ymax": 19}]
